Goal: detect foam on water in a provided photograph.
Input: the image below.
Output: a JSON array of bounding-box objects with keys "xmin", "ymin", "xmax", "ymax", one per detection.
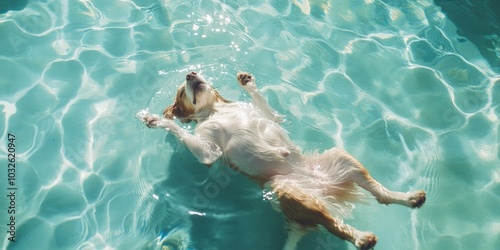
[{"xmin": 1, "ymin": 0, "xmax": 499, "ymax": 249}]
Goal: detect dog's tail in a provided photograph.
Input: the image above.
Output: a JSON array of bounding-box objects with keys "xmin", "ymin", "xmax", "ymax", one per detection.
[{"xmin": 283, "ymin": 223, "xmax": 307, "ymax": 250}]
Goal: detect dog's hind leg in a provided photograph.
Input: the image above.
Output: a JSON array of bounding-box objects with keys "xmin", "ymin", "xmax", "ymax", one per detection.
[
  {"xmin": 275, "ymin": 185, "xmax": 377, "ymax": 250},
  {"xmin": 338, "ymin": 150, "xmax": 426, "ymax": 208},
  {"xmin": 283, "ymin": 223, "xmax": 307, "ymax": 250}
]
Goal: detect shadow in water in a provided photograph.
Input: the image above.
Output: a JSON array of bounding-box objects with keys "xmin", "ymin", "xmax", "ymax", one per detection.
[
  {"xmin": 149, "ymin": 134, "xmax": 283, "ymax": 249},
  {"xmin": 298, "ymin": 230, "xmax": 348, "ymax": 250},
  {"xmin": 148, "ymin": 134, "xmax": 348, "ymax": 249},
  {"xmin": 434, "ymin": 0, "xmax": 500, "ymax": 72},
  {"xmin": 0, "ymin": 0, "xmax": 29, "ymax": 14}
]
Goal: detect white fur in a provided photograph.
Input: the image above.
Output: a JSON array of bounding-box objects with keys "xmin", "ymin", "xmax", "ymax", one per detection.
[{"xmin": 137, "ymin": 72, "xmax": 426, "ymax": 250}]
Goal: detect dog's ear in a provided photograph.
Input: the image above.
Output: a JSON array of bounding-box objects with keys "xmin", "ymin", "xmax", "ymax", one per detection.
[
  {"xmin": 163, "ymin": 103, "xmax": 192, "ymax": 123},
  {"xmin": 213, "ymin": 89, "xmax": 231, "ymax": 103},
  {"xmin": 162, "ymin": 103, "xmax": 176, "ymax": 119}
]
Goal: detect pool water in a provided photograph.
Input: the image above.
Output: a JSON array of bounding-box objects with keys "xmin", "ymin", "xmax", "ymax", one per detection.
[{"xmin": 1, "ymin": 0, "xmax": 499, "ymax": 249}]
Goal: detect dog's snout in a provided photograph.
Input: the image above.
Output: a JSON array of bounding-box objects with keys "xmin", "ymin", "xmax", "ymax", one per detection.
[{"xmin": 186, "ymin": 72, "xmax": 197, "ymax": 81}]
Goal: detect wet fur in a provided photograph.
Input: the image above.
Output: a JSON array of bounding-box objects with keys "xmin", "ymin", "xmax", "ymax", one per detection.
[{"xmin": 138, "ymin": 72, "xmax": 426, "ymax": 250}]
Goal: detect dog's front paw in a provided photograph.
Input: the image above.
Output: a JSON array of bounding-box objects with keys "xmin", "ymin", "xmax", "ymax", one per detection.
[
  {"xmin": 145, "ymin": 115, "xmax": 160, "ymax": 128},
  {"xmin": 408, "ymin": 190, "xmax": 426, "ymax": 208},
  {"xmin": 354, "ymin": 232, "xmax": 377, "ymax": 250},
  {"xmin": 237, "ymin": 72, "xmax": 256, "ymax": 90},
  {"xmin": 136, "ymin": 110, "xmax": 163, "ymax": 128}
]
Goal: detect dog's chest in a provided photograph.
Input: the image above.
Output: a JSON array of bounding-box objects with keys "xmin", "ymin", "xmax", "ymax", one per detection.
[
  {"xmin": 208, "ymin": 104, "xmax": 283, "ymax": 142},
  {"xmin": 197, "ymin": 104, "xmax": 295, "ymax": 176}
]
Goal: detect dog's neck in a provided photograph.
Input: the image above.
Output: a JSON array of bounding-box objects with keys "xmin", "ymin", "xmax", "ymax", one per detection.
[{"xmin": 189, "ymin": 104, "xmax": 218, "ymax": 123}]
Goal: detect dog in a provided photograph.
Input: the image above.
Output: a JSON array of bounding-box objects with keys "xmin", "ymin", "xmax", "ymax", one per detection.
[{"xmin": 137, "ymin": 72, "xmax": 426, "ymax": 250}]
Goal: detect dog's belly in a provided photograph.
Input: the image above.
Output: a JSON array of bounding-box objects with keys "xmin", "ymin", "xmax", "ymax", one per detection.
[
  {"xmin": 222, "ymin": 117, "xmax": 302, "ymax": 178},
  {"xmin": 197, "ymin": 103, "xmax": 303, "ymax": 179}
]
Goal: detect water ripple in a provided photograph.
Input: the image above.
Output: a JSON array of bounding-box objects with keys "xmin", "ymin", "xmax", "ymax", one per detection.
[{"xmin": 2, "ymin": 0, "xmax": 500, "ymax": 249}]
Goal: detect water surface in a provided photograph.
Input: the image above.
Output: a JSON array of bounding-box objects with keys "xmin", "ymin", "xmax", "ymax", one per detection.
[{"xmin": 1, "ymin": 0, "xmax": 499, "ymax": 249}]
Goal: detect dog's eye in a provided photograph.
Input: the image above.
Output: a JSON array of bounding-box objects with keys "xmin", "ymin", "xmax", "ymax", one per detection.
[{"xmin": 180, "ymin": 89, "xmax": 185, "ymax": 97}]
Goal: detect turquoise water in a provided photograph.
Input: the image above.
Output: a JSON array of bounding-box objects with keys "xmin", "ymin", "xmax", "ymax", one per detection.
[{"xmin": 1, "ymin": 0, "xmax": 499, "ymax": 249}]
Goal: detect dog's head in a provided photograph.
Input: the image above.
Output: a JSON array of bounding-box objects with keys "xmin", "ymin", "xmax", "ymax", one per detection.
[{"xmin": 163, "ymin": 72, "xmax": 230, "ymax": 123}]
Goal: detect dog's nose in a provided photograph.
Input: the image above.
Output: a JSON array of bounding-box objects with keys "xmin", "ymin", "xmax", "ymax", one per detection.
[{"xmin": 186, "ymin": 72, "xmax": 197, "ymax": 81}]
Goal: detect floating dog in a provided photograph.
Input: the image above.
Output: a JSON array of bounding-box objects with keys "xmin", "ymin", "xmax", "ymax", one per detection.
[{"xmin": 137, "ymin": 72, "xmax": 426, "ymax": 249}]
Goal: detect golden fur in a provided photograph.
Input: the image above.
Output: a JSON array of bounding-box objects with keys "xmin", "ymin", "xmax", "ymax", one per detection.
[{"xmin": 163, "ymin": 84, "xmax": 230, "ymax": 123}]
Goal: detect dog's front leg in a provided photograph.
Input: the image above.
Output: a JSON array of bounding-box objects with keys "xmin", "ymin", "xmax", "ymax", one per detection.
[
  {"xmin": 168, "ymin": 123, "xmax": 222, "ymax": 166},
  {"xmin": 137, "ymin": 110, "xmax": 221, "ymax": 165},
  {"xmin": 237, "ymin": 72, "xmax": 284, "ymax": 123}
]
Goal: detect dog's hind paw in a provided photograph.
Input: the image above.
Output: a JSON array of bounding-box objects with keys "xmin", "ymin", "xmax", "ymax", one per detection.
[
  {"xmin": 408, "ymin": 190, "xmax": 426, "ymax": 208},
  {"xmin": 354, "ymin": 232, "xmax": 377, "ymax": 250}
]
